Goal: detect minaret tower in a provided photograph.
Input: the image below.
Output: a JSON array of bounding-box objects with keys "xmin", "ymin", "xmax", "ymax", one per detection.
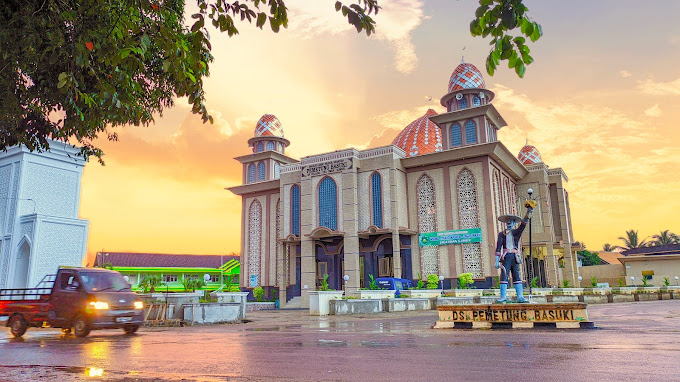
[{"xmin": 243, "ymin": 114, "xmax": 290, "ymax": 183}]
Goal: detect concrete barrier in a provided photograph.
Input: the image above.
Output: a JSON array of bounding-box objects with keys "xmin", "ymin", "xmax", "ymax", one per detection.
[
  {"xmin": 437, "ymin": 297, "xmax": 476, "ymax": 305},
  {"xmin": 581, "ymin": 295, "xmax": 609, "ymax": 304},
  {"xmin": 611, "ymin": 294, "xmax": 635, "ymax": 303},
  {"xmin": 210, "ymin": 292, "xmax": 248, "ymax": 319},
  {"xmin": 330, "ymin": 299, "xmax": 383, "ymax": 315},
  {"xmin": 387, "ymin": 298, "xmax": 432, "ymax": 312},
  {"xmin": 141, "ymin": 292, "xmax": 203, "ymax": 320},
  {"xmin": 182, "ymin": 303, "xmax": 241, "ymax": 324},
  {"xmin": 547, "ymin": 295, "xmax": 580, "ymax": 303}
]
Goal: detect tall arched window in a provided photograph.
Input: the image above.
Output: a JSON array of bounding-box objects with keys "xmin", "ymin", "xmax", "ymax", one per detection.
[
  {"xmin": 248, "ymin": 200, "xmax": 262, "ymax": 286},
  {"xmin": 417, "ymin": 175, "xmax": 438, "ymax": 276},
  {"xmin": 458, "ymin": 169, "xmax": 482, "ymax": 278},
  {"xmin": 318, "ymin": 177, "xmax": 338, "ymax": 230},
  {"xmin": 274, "ymin": 162, "xmax": 280, "ymax": 179},
  {"xmin": 257, "ymin": 142, "xmax": 263, "ymax": 152},
  {"xmin": 267, "ymin": 141, "xmax": 274, "ymax": 151},
  {"xmin": 458, "ymin": 97, "xmax": 468, "ymax": 110},
  {"xmin": 473, "ymin": 96, "xmax": 481, "ymax": 107},
  {"xmin": 257, "ymin": 162, "xmax": 265, "ymax": 181},
  {"xmin": 450, "ymin": 123, "xmax": 462, "ymax": 147},
  {"xmin": 465, "ymin": 120, "xmax": 477, "ymax": 144},
  {"xmin": 371, "ymin": 172, "xmax": 383, "ymax": 228},
  {"xmin": 291, "ymin": 184, "xmax": 301, "ymax": 236},
  {"xmin": 248, "ymin": 164, "xmax": 256, "ymax": 183},
  {"xmin": 278, "ymin": 143, "xmax": 284, "ymax": 153}
]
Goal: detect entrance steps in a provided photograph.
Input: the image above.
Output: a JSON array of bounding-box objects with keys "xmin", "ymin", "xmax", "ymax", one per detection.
[{"xmin": 282, "ymin": 296, "xmax": 302, "ymax": 309}]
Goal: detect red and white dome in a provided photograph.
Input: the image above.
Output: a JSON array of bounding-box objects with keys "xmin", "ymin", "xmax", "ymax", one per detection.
[
  {"xmin": 392, "ymin": 109, "xmax": 442, "ymax": 158},
  {"xmin": 518, "ymin": 145, "xmax": 543, "ymax": 165},
  {"xmin": 255, "ymin": 114, "xmax": 284, "ymax": 138},
  {"xmin": 448, "ymin": 62, "xmax": 486, "ymax": 93}
]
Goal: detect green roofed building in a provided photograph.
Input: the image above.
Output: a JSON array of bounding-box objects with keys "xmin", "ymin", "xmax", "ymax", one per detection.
[{"xmin": 93, "ymin": 252, "xmax": 240, "ymax": 293}]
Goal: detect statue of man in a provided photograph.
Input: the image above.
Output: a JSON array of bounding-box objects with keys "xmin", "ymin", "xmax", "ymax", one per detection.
[{"xmin": 494, "ymin": 203, "xmax": 534, "ymax": 303}]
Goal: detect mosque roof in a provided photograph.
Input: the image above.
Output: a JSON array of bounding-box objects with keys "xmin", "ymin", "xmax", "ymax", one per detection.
[
  {"xmin": 518, "ymin": 144, "xmax": 543, "ymax": 165},
  {"xmin": 448, "ymin": 62, "xmax": 486, "ymax": 93},
  {"xmin": 391, "ymin": 109, "xmax": 442, "ymax": 158},
  {"xmin": 254, "ymin": 114, "xmax": 284, "ymax": 138}
]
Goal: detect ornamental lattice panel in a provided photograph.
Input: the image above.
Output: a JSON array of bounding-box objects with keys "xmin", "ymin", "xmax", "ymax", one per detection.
[
  {"xmin": 276, "ymin": 199, "xmax": 281, "ymax": 285},
  {"xmin": 417, "ymin": 175, "xmax": 438, "ymax": 276},
  {"xmin": 248, "ymin": 200, "xmax": 262, "ymax": 285},
  {"xmin": 492, "ymin": 169, "xmax": 502, "ymax": 235},
  {"xmin": 457, "ymin": 169, "xmax": 482, "ymax": 278}
]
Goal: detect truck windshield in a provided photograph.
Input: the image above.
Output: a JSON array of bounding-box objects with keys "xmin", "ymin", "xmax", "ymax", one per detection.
[{"xmin": 79, "ymin": 272, "xmax": 130, "ymax": 292}]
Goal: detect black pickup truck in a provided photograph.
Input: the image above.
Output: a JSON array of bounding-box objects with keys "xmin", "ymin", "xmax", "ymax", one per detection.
[{"xmin": 0, "ymin": 267, "xmax": 145, "ymax": 338}]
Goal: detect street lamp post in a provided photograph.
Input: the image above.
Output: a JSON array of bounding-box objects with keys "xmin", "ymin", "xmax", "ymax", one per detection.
[
  {"xmin": 577, "ymin": 276, "xmax": 583, "ymax": 287},
  {"xmin": 343, "ymin": 275, "xmax": 349, "ymax": 299},
  {"xmin": 675, "ymin": 276, "xmax": 678, "ymax": 286},
  {"xmin": 438, "ymin": 275, "xmax": 444, "ymax": 292},
  {"xmin": 630, "ymin": 276, "xmax": 635, "ymax": 286},
  {"xmin": 204, "ymin": 274, "xmax": 211, "ymax": 300}
]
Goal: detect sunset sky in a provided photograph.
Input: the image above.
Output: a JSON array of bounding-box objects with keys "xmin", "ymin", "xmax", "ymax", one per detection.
[{"xmin": 79, "ymin": 0, "xmax": 680, "ymax": 263}]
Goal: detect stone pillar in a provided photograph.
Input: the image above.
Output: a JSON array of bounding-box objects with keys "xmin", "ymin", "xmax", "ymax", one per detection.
[
  {"xmin": 341, "ymin": 169, "xmax": 360, "ymax": 293},
  {"xmin": 544, "ymin": 243, "xmax": 559, "ymax": 287},
  {"xmin": 392, "ymin": 231, "xmax": 401, "ymax": 278},
  {"xmin": 300, "ymin": 238, "xmax": 316, "ymax": 308},
  {"xmin": 561, "ymin": 244, "xmax": 577, "ymax": 287},
  {"xmin": 278, "ymin": 241, "xmax": 287, "ymax": 306}
]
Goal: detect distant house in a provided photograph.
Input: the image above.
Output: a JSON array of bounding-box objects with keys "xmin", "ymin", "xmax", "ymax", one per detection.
[
  {"xmin": 93, "ymin": 252, "xmax": 240, "ymax": 292},
  {"xmin": 619, "ymin": 244, "xmax": 680, "ymax": 287}
]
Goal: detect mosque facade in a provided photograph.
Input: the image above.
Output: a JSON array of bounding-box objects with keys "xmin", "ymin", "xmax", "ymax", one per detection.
[{"xmin": 228, "ymin": 62, "xmax": 580, "ymax": 307}]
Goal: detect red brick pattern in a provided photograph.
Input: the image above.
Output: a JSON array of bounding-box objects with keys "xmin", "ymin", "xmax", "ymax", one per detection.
[
  {"xmin": 448, "ymin": 63, "xmax": 486, "ymax": 93},
  {"xmin": 392, "ymin": 109, "xmax": 442, "ymax": 157},
  {"xmin": 518, "ymin": 145, "xmax": 543, "ymax": 165},
  {"xmin": 255, "ymin": 114, "xmax": 284, "ymax": 137}
]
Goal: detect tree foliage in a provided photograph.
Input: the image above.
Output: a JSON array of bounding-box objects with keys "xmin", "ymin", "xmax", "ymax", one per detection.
[
  {"xmin": 651, "ymin": 230, "xmax": 680, "ymax": 246},
  {"xmin": 470, "ymin": 0, "xmax": 543, "ymax": 78},
  {"xmin": 577, "ymin": 250, "xmax": 602, "ymax": 266}
]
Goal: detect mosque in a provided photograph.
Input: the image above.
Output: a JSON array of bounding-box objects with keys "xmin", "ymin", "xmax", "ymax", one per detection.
[{"xmin": 228, "ymin": 61, "xmax": 580, "ymax": 307}]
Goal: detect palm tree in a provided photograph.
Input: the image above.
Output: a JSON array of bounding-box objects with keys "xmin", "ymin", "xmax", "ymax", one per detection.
[
  {"xmin": 650, "ymin": 230, "xmax": 680, "ymax": 246},
  {"xmin": 618, "ymin": 230, "xmax": 649, "ymax": 249},
  {"xmin": 602, "ymin": 243, "xmax": 619, "ymax": 252}
]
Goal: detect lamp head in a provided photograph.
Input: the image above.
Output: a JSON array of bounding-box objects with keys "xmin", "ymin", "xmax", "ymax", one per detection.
[
  {"xmin": 438, "ymin": 275, "xmax": 444, "ymax": 281},
  {"xmin": 343, "ymin": 275, "xmax": 350, "ymax": 282},
  {"xmin": 630, "ymin": 276, "xmax": 635, "ymax": 280},
  {"xmin": 204, "ymin": 274, "xmax": 211, "ymax": 282},
  {"xmin": 578, "ymin": 276, "xmax": 582, "ymax": 281},
  {"xmin": 123, "ymin": 276, "xmax": 130, "ymax": 283},
  {"xmin": 527, "ymin": 188, "xmax": 534, "ymax": 197}
]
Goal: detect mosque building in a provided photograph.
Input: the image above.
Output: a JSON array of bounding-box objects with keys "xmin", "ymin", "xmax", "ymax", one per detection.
[{"xmin": 228, "ymin": 61, "xmax": 580, "ymax": 307}]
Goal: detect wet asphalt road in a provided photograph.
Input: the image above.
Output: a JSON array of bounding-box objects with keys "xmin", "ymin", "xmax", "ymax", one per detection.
[{"xmin": 0, "ymin": 300, "xmax": 679, "ymax": 381}]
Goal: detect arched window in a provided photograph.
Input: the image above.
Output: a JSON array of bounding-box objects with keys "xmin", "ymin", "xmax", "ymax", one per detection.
[
  {"xmin": 458, "ymin": 169, "xmax": 482, "ymax": 278},
  {"xmin": 247, "ymin": 164, "xmax": 256, "ymax": 183},
  {"xmin": 465, "ymin": 120, "xmax": 477, "ymax": 144},
  {"xmin": 267, "ymin": 141, "xmax": 274, "ymax": 151},
  {"xmin": 291, "ymin": 184, "xmax": 301, "ymax": 236},
  {"xmin": 473, "ymin": 96, "xmax": 481, "ymax": 107},
  {"xmin": 274, "ymin": 162, "xmax": 280, "ymax": 179},
  {"xmin": 450, "ymin": 123, "xmax": 462, "ymax": 147},
  {"xmin": 318, "ymin": 177, "xmax": 338, "ymax": 230},
  {"xmin": 417, "ymin": 175, "xmax": 438, "ymax": 276},
  {"xmin": 257, "ymin": 162, "xmax": 265, "ymax": 181},
  {"xmin": 248, "ymin": 200, "xmax": 262, "ymax": 286},
  {"xmin": 278, "ymin": 143, "xmax": 284, "ymax": 153},
  {"xmin": 371, "ymin": 172, "xmax": 383, "ymax": 228},
  {"xmin": 458, "ymin": 97, "xmax": 468, "ymax": 110},
  {"xmin": 257, "ymin": 142, "xmax": 263, "ymax": 152}
]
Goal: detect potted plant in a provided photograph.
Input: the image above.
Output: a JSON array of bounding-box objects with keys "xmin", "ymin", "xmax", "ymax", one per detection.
[
  {"xmin": 350, "ymin": 274, "xmax": 396, "ymax": 299},
  {"xmin": 309, "ymin": 274, "xmax": 344, "ymax": 316}
]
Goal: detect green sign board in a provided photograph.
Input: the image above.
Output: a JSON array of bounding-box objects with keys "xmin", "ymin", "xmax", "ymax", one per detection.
[{"xmin": 419, "ymin": 228, "xmax": 482, "ymax": 246}]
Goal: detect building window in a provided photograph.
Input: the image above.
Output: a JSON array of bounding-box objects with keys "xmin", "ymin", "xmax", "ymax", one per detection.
[
  {"xmin": 458, "ymin": 169, "xmax": 482, "ymax": 278},
  {"xmin": 248, "ymin": 199, "xmax": 262, "ymax": 287},
  {"xmin": 274, "ymin": 162, "xmax": 280, "ymax": 179},
  {"xmin": 163, "ymin": 274, "xmax": 178, "ymax": 283},
  {"xmin": 473, "ymin": 96, "xmax": 481, "ymax": 107},
  {"xmin": 267, "ymin": 141, "xmax": 274, "ymax": 151},
  {"xmin": 451, "ymin": 123, "xmax": 462, "ymax": 147},
  {"xmin": 371, "ymin": 172, "xmax": 383, "ymax": 228},
  {"xmin": 378, "ymin": 257, "xmax": 391, "ymax": 277},
  {"xmin": 278, "ymin": 142, "xmax": 284, "ymax": 153},
  {"xmin": 209, "ymin": 274, "xmax": 220, "ymax": 283},
  {"xmin": 317, "ymin": 262, "xmax": 328, "ymax": 280},
  {"xmin": 257, "ymin": 142, "xmax": 263, "ymax": 152},
  {"xmin": 248, "ymin": 164, "xmax": 256, "ymax": 183},
  {"xmin": 465, "ymin": 120, "xmax": 477, "ymax": 144},
  {"xmin": 417, "ymin": 175, "xmax": 438, "ymax": 276},
  {"xmin": 291, "ymin": 184, "xmax": 301, "ymax": 236},
  {"xmin": 257, "ymin": 162, "xmax": 265, "ymax": 181},
  {"xmin": 318, "ymin": 177, "xmax": 338, "ymax": 231},
  {"xmin": 458, "ymin": 97, "xmax": 468, "ymax": 110}
]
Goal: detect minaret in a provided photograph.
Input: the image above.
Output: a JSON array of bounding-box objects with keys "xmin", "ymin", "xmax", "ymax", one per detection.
[{"xmin": 243, "ymin": 114, "xmax": 290, "ymax": 183}]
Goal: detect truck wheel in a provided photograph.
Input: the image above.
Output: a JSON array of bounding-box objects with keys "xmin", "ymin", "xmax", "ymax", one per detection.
[
  {"xmin": 9, "ymin": 315, "xmax": 28, "ymax": 338},
  {"xmin": 123, "ymin": 324, "xmax": 139, "ymax": 335},
  {"xmin": 73, "ymin": 315, "xmax": 91, "ymax": 338}
]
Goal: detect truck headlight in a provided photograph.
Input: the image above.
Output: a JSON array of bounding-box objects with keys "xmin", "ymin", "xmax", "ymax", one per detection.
[
  {"xmin": 134, "ymin": 301, "xmax": 144, "ymax": 309},
  {"xmin": 89, "ymin": 301, "xmax": 109, "ymax": 310}
]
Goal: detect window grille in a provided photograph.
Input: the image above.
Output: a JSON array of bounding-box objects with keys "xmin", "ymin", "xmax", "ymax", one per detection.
[
  {"xmin": 458, "ymin": 97, "xmax": 468, "ymax": 110},
  {"xmin": 465, "ymin": 120, "xmax": 477, "ymax": 144},
  {"xmin": 371, "ymin": 172, "xmax": 383, "ymax": 228},
  {"xmin": 417, "ymin": 175, "xmax": 438, "ymax": 276},
  {"xmin": 291, "ymin": 185, "xmax": 301, "ymax": 236},
  {"xmin": 257, "ymin": 142, "xmax": 263, "ymax": 152},
  {"xmin": 257, "ymin": 162, "xmax": 265, "ymax": 181},
  {"xmin": 473, "ymin": 96, "xmax": 481, "ymax": 107},
  {"xmin": 248, "ymin": 200, "xmax": 262, "ymax": 286},
  {"xmin": 451, "ymin": 123, "xmax": 462, "ymax": 147},
  {"xmin": 267, "ymin": 141, "xmax": 274, "ymax": 151},
  {"xmin": 163, "ymin": 275, "xmax": 178, "ymax": 283},
  {"xmin": 274, "ymin": 162, "xmax": 280, "ymax": 179},
  {"xmin": 318, "ymin": 177, "xmax": 338, "ymax": 230},
  {"xmin": 248, "ymin": 164, "xmax": 256, "ymax": 183}
]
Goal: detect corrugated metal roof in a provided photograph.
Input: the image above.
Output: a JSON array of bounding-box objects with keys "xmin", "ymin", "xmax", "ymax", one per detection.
[{"xmin": 94, "ymin": 253, "xmax": 239, "ymax": 268}]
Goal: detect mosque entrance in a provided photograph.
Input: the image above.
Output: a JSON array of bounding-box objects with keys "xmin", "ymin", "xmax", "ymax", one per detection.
[
  {"xmin": 315, "ymin": 237, "xmax": 344, "ymax": 290},
  {"xmin": 12, "ymin": 241, "xmax": 31, "ymax": 289}
]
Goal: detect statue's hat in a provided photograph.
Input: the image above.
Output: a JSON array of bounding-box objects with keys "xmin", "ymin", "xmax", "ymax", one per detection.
[{"xmin": 498, "ymin": 214, "xmax": 522, "ymax": 224}]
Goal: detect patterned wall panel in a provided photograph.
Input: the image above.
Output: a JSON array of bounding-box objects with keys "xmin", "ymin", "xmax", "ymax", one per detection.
[
  {"xmin": 22, "ymin": 162, "xmax": 78, "ymax": 217},
  {"xmin": 492, "ymin": 168, "xmax": 502, "ymax": 236},
  {"xmin": 417, "ymin": 175, "xmax": 439, "ymax": 276},
  {"xmin": 0, "ymin": 239, "xmax": 9, "ymax": 288},
  {"xmin": 0, "ymin": 164, "xmax": 11, "ymax": 233},
  {"xmin": 7, "ymin": 165, "xmax": 20, "ymax": 233},
  {"xmin": 357, "ymin": 172, "xmax": 370, "ymax": 230},
  {"xmin": 34, "ymin": 222, "xmax": 86, "ymax": 286},
  {"xmin": 248, "ymin": 200, "xmax": 262, "ymax": 286},
  {"xmin": 397, "ymin": 171, "xmax": 408, "ymax": 228},
  {"xmin": 457, "ymin": 169, "xmax": 482, "ymax": 278},
  {"xmin": 380, "ymin": 169, "xmax": 392, "ymax": 229},
  {"xmin": 276, "ymin": 199, "xmax": 281, "ymax": 286}
]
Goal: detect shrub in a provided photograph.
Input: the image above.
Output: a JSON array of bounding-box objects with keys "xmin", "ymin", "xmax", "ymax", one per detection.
[
  {"xmin": 641, "ymin": 278, "xmax": 649, "ymax": 287},
  {"xmin": 139, "ymin": 274, "xmax": 163, "ymax": 293},
  {"xmin": 458, "ymin": 273, "xmax": 474, "ymax": 289},
  {"xmin": 368, "ymin": 274, "xmax": 378, "ymax": 290},
  {"xmin": 562, "ymin": 280, "xmax": 571, "ymax": 288},
  {"xmin": 426, "ymin": 274, "xmax": 440, "ymax": 289},
  {"xmin": 253, "ymin": 286, "xmax": 265, "ymax": 301},
  {"xmin": 618, "ymin": 278, "xmax": 625, "ymax": 287},
  {"xmin": 319, "ymin": 274, "xmax": 331, "ymax": 291},
  {"xmin": 663, "ymin": 277, "xmax": 670, "ymax": 287},
  {"xmin": 591, "ymin": 276, "xmax": 598, "ymax": 287},
  {"xmin": 181, "ymin": 276, "xmax": 205, "ymax": 292},
  {"xmin": 416, "ymin": 273, "xmax": 425, "ymax": 289},
  {"xmin": 531, "ymin": 277, "xmax": 538, "ymax": 288}
]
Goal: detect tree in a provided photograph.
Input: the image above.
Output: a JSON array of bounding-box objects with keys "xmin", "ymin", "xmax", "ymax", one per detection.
[
  {"xmin": 0, "ymin": 0, "xmax": 380, "ymax": 162},
  {"xmin": 618, "ymin": 230, "xmax": 649, "ymax": 250},
  {"xmin": 602, "ymin": 243, "xmax": 619, "ymax": 252},
  {"xmin": 650, "ymin": 230, "xmax": 680, "ymax": 246},
  {"xmin": 577, "ymin": 250, "xmax": 601, "ymax": 266}
]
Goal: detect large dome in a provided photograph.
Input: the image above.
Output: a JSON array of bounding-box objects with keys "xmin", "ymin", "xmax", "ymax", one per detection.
[
  {"xmin": 392, "ymin": 109, "xmax": 442, "ymax": 158},
  {"xmin": 448, "ymin": 62, "xmax": 486, "ymax": 93},
  {"xmin": 518, "ymin": 145, "xmax": 543, "ymax": 165},
  {"xmin": 254, "ymin": 114, "xmax": 284, "ymax": 138}
]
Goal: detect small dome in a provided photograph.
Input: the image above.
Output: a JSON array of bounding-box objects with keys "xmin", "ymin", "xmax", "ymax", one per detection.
[
  {"xmin": 518, "ymin": 145, "xmax": 543, "ymax": 165},
  {"xmin": 392, "ymin": 109, "xmax": 442, "ymax": 158},
  {"xmin": 448, "ymin": 62, "xmax": 486, "ymax": 93},
  {"xmin": 255, "ymin": 114, "xmax": 284, "ymax": 138}
]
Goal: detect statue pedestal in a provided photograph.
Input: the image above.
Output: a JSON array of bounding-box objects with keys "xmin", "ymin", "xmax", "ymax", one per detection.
[{"xmin": 433, "ymin": 302, "xmax": 594, "ymax": 329}]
